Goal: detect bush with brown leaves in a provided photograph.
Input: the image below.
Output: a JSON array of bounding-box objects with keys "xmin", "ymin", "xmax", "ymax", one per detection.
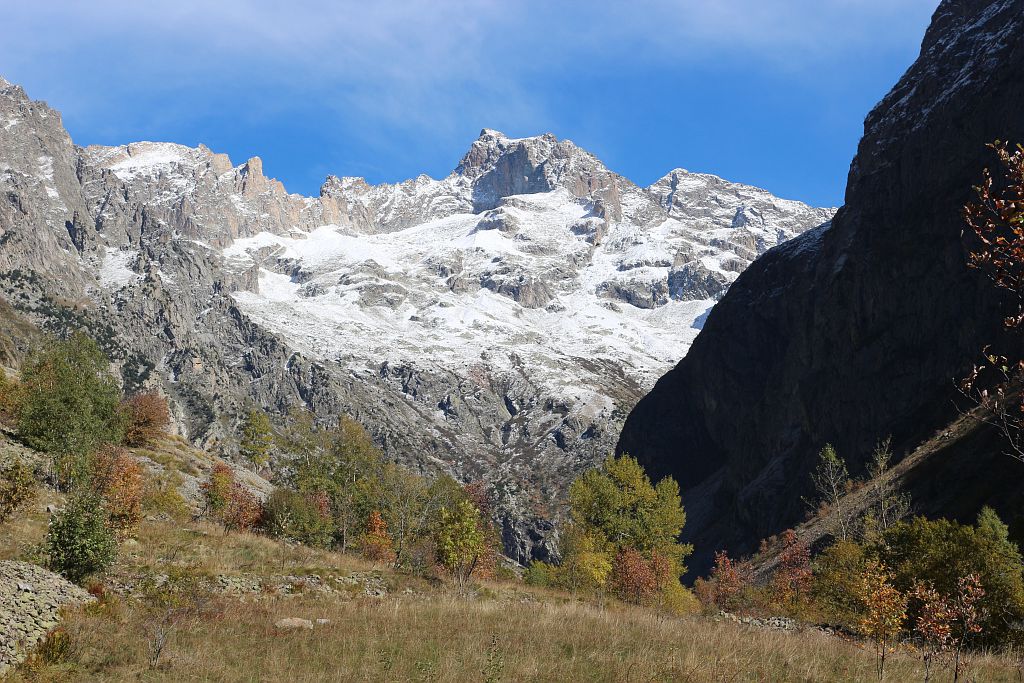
[
  {"xmin": 221, "ymin": 482, "xmax": 263, "ymax": 532},
  {"xmin": 122, "ymin": 392, "xmax": 171, "ymax": 447},
  {"xmin": 91, "ymin": 445, "xmax": 144, "ymax": 536}
]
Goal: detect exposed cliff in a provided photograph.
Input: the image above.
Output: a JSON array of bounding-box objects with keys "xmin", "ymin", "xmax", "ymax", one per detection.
[{"xmin": 618, "ymin": 0, "xmax": 1024, "ymax": 572}]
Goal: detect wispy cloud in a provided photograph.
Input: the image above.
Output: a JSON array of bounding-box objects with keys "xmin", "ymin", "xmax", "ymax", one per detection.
[
  {"xmin": 1, "ymin": 0, "xmax": 935, "ymax": 120},
  {"xmin": 0, "ymin": 1, "xmax": 937, "ymax": 202}
]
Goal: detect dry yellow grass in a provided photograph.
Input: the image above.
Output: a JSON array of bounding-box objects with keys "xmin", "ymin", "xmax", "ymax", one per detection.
[
  {"xmin": 10, "ymin": 588, "xmax": 1024, "ymax": 682},
  {"xmin": 4, "ymin": 437, "xmax": 1024, "ymax": 682}
]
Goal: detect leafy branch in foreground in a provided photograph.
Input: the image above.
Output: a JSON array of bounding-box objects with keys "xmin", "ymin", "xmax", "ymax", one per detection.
[{"xmin": 960, "ymin": 141, "xmax": 1024, "ymax": 460}]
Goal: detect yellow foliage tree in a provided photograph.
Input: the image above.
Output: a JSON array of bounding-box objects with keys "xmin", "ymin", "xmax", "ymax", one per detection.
[{"xmin": 858, "ymin": 560, "xmax": 907, "ymax": 681}]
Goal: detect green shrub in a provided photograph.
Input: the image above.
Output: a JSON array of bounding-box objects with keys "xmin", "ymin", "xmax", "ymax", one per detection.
[
  {"xmin": 433, "ymin": 499, "xmax": 487, "ymax": 586},
  {"xmin": 17, "ymin": 333, "xmax": 124, "ymax": 479},
  {"xmin": 524, "ymin": 560, "xmax": 554, "ymax": 587},
  {"xmin": 262, "ymin": 489, "xmax": 335, "ymax": 546},
  {"xmin": 36, "ymin": 626, "xmax": 76, "ymax": 664},
  {"xmin": 239, "ymin": 409, "xmax": 273, "ymax": 470},
  {"xmin": 812, "ymin": 539, "xmax": 868, "ymax": 628},
  {"xmin": 656, "ymin": 578, "xmax": 702, "ymax": 616},
  {"xmin": 201, "ymin": 462, "xmax": 234, "ymax": 516},
  {"xmin": 878, "ymin": 510, "xmax": 1024, "ymax": 645},
  {"xmin": 0, "ymin": 371, "xmax": 20, "ymax": 425},
  {"xmin": 142, "ymin": 471, "xmax": 190, "ymax": 519},
  {"xmin": 45, "ymin": 492, "xmax": 118, "ymax": 583},
  {"xmin": 0, "ymin": 456, "xmax": 36, "ymax": 523}
]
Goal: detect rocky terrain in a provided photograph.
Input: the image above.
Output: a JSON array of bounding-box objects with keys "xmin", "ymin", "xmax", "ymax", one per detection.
[
  {"xmin": 0, "ymin": 561, "xmax": 96, "ymax": 676},
  {"xmin": 0, "ymin": 78, "xmax": 831, "ymax": 561},
  {"xmin": 618, "ymin": 0, "xmax": 1024, "ymax": 572}
]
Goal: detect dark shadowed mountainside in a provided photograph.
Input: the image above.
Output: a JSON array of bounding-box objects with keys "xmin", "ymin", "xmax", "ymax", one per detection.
[{"xmin": 618, "ymin": 0, "xmax": 1024, "ymax": 573}]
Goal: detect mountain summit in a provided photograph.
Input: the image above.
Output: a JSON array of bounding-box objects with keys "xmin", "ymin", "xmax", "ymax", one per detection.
[{"xmin": 0, "ymin": 78, "xmax": 832, "ymax": 559}]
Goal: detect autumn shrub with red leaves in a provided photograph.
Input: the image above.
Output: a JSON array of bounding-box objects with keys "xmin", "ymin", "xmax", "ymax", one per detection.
[
  {"xmin": 772, "ymin": 529, "xmax": 813, "ymax": 612},
  {"xmin": 221, "ymin": 482, "xmax": 263, "ymax": 532},
  {"xmin": 609, "ymin": 548, "xmax": 675, "ymax": 605},
  {"xmin": 695, "ymin": 550, "xmax": 751, "ymax": 611}
]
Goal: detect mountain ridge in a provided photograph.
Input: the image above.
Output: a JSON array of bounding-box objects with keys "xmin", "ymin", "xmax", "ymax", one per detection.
[{"xmin": 0, "ymin": 75, "xmax": 832, "ymax": 561}]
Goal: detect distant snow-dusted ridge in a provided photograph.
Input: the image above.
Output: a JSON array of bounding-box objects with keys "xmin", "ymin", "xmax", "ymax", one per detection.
[{"xmin": 0, "ymin": 75, "xmax": 833, "ymax": 560}]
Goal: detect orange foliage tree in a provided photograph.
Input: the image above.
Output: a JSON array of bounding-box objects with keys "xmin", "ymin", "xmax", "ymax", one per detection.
[
  {"xmin": 908, "ymin": 573, "xmax": 986, "ymax": 683},
  {"xmin": 858, "ymin": 560, "xmax": 908, "ymax": 681},
  {"xmin": 121, "ymin": 391, "xmax": 171, "ymax": 447},
  {"xmin": 91, "ymin": 445, "xmax": 144, "ymax": 536},
  {"xmin": 361, "ymin": 509, "xmax": 396, "ymax": 563},
  {"xmin": 772, "ymin": 529, "xmax": 812, "ymax": 610},
  {"xmin": 704, "ymin": 550, "xmax": 749, "ymax": 611},
  {"xmin": 950, "ymin": 574, "xmax": 985, "ymax": 683},
  {"xmin": 910, "ymin": 582, "xmax": 953, "ymax": 682}
]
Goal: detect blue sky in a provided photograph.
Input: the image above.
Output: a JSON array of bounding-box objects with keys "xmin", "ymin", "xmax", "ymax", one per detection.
[{"xmin": 1, "ymin": 1, "xmax": 937, "ymax": 207}]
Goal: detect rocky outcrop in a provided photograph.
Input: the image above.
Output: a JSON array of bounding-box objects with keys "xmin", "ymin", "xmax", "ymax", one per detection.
[
  {"xmin": 0, "ymin": 561, "xmax": 96, "ymax": 676},
  {"xmin": 617, "ymin": 0, "xmax": 1024, "ymax": 573}
]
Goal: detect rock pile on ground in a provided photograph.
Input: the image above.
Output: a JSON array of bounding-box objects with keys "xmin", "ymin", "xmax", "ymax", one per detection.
[
  {"xmin": 0, "ymin": 561, "xmax": 95, "ymax": 676},
  {"xmin": 714, "ymin": 611, "xmax": 799, "ymax": 631},
  {"xmin": 105, "ymin": 570, "xmax": 388, "ymax": 599}
]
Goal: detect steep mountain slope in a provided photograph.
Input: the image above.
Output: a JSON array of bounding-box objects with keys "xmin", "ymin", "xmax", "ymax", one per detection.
[
  {"xmin": 0, "ymin": 78, "xmax": 831, "ymax": 560},
  {"xmin": 618, "ymin": 0, "xmax": 1024, "ymax": 572}
]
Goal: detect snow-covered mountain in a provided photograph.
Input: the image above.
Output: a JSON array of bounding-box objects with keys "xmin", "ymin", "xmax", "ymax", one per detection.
[{"xmin": 0, "ymin": 77, "xmax": 833, "ymax": 559}]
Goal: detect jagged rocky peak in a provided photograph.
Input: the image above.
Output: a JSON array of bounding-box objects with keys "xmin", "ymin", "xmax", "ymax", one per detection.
[
  {"xmin": 457, "ymin": 129, "xmax": 580, "ymax": 179},
  {"xmin": 456, "ymin": 128, "xmax": 625, "ymax": 216},
  {"xmin": 80, "ymin": 140, "xmax": 344, "ymax": 243},
  {"xmin": 0, "ymin": 69, "xmax": 836, "ymax": 561},
  {"xmin": 84, "ymin": 141, "xmax": 277, "ymax": 193}
]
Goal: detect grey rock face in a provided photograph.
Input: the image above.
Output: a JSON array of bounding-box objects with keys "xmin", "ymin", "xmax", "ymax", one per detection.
[
  {"xmin": 618, "ymin": 0, "xmax": 1024, "ymax": 574},
  {"xmin": 0, "ymin": 75, "xmax": 831, "ymax": 562}
]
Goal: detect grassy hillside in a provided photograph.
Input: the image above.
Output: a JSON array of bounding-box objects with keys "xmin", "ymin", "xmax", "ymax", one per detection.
[{"xmin": 749, "ymin": 408, "xmax": 1024, "ymax": 581}]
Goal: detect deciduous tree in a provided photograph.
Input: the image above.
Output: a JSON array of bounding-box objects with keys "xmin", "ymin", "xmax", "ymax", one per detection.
[
  {"xmin": 960, "ymin": 141, "xmax": 1024, "ymax": 460},
  {"xmin": 773, "ymin": 529, "xmax": 813, "ymax": 611},
  {"xmin": 361, "ymin": 509, "xmax": 396, "ymax": 563},
  {"xmin": 17, "ymin": 334, "xmax": 124, "ymax": 484},
  {"xmin": 568, "ymin": 454, "xmax": 691, "ymax": 575},
  {"xmin": 433, "ymin": 498, "xmax": 487, "ymax": 587},
  {"xmin": 910, "ymin": 582, "xmax": 953, "ymax": 682},
  {"xmin": 0, "ymin": 456, "xmax": 35, "ymax": 524},
  {"xmin": 90, "ymin": 445, "xmax": 144, "ymax": 536},
  {"xmin": 239, "ymin": 409, "xmax": 273, "ymax": 471},
  {"xmin": 863, "ymin": 438, "xmax": 911, "ymax": 539},
  {"xmin": 46, "ymin": 492, "xmax": 118, "ymax": 583},
  {"xmin": 857, "ymin": 560, "xmax": 907, "ymax": 681},
  {"xmin": 122, "ymin": 391, "xmax": 171, "ymax": 447}
]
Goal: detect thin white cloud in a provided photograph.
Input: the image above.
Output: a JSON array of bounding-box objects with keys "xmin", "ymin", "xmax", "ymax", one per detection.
[{"xmin": 0, "ymin": 0, "xmax": 937, "ymax": 182}]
